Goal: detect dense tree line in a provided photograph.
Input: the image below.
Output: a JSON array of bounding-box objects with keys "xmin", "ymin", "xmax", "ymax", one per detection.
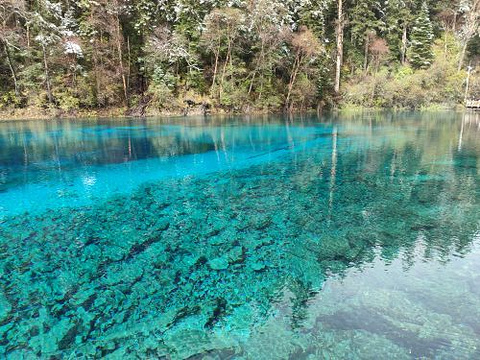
[{"xmin": 0, "ymin": 0, "xmax": 479, "ymax": 115}]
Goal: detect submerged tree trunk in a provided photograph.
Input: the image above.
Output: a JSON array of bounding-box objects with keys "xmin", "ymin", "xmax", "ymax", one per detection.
[{"xmin": 334, "ymin": 0, "xmax": 344, "ymax": 94}]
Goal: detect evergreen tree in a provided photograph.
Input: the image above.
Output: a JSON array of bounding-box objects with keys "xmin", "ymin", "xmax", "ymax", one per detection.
[
  {"xmin": 349, "ymin": 0, "xmax": 384, "ymax": 70},
  {"xmin": 409, "ymin": 1, "xmax": 434, "ymax": 69},
  {"xmin": 0, "ymin": 0, "xmax": 479, "ymax": 112},
  {"xmin": 383, "ymin": 0, "xmax": 415, "ymax": 64}
]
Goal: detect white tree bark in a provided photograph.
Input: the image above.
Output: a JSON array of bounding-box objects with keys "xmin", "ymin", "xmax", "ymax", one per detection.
[{"xmin": 334, "ymin": 0, "xmax": 344, "ymax": 94}]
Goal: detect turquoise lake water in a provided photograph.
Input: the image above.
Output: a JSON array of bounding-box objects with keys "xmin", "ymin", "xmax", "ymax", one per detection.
[{"xmin": 1, "ymin": 112, "xmax": 480, "ymax": 359}]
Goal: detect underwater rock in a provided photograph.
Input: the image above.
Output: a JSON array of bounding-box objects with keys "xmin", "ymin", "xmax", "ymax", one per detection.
[
  {"xmin": 157, "ymin": 218, "xmax": 170, "ymax": 231},
  {"xmin": 250, "ymin": 262, "xmax": 266, "ymax": 272},
  {"xmin": 57, "ymin": 322, "xmax": 82, "ymax": 350},
  {"xmin": 254, "ymin": 236, "xmax": 274, "ymax": 249},
  {"xmin": 39, "ymin": 318, "xmax": 77, "ymax": 354},
  {"xmin": 71, "ymin": 288, "xmax": 97, "ymax": 310},
  {"xmin": 2, "ymin": 116, "xmax": 480, "ymax": 358},
  {"xmin": 208, "ymin": 236, "xmax": 225, "ymax": 246},
  {"xmin": 126, "ymin": 234, "xmax": 162, "ymax": 260},
  {"xmin": 208, "ymin": 257, "xmax": 229, "ymax": 270},
  {"xmin": 205, "ymin": 225, "xmax": 224, "ymax": 238},
  {"xmin": 227, "ymin": 247, "xmax": 245, "ymax": 264},
  {"xmin": 0, "ymin": 294, "xmax": 11, "ymax": 322},
  {"xmin": 251, "ymin": 216, "xmax": 272, "ymax": 231},
  {"xmin": 205, "ymin": 297, "xmax": 228, "ymax": 329},
  {"xmin": 103, "ymin": 245, "xmax": 127, "ymax": 262}
]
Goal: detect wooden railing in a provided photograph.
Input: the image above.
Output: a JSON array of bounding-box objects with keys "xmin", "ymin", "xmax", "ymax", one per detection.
[{"xmin": 466, "ymin": 100, "xmax": 480, "ymax": 109}]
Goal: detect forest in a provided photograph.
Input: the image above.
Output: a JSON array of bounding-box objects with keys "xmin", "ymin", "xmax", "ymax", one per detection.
[{"xmin": 0, "ymin": 0, "xmax": 479, "ymax": 117}]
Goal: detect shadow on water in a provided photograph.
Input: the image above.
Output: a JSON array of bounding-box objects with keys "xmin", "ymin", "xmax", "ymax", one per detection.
[{"xmin": 0, "ymin": 111, "xmax": 480, "ymax": 358}]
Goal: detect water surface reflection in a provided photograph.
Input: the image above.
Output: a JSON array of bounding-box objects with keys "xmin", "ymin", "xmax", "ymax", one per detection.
[{"xmin": 0, "ymin": 112, "xmax": 479, "ymax": 358}]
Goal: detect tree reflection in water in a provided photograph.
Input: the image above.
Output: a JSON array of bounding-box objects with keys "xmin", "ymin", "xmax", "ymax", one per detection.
[{"xmin": 0, "ymin": 111, "xmax": 479, "ymax": 358}]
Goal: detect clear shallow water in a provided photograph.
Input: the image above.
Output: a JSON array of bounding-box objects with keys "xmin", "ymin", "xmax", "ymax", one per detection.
[{"xmin": 0, "ymin": 112, "xmax": 480, "ymax": 359}]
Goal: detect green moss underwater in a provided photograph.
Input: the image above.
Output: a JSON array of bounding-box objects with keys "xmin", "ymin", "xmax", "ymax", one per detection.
[{"xmin": 0, "ymin": 112, "xmax": 480, "ymax": 359}]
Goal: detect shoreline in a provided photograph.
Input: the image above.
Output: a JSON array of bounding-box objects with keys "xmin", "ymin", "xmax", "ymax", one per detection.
[
  {"xmin": 0, "ymin": 106, "xmax": 282, "ymax": 122},
  {"xmin": 0, "ymin": 104, "xmax": 467, "ymax": 122}
]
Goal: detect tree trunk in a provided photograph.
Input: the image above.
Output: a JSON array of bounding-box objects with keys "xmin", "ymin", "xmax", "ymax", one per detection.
[
  {"xmin": 401, "ymin": 24, "xmax": 407, "ymax": 65},
  {"xmin": 219, "ymin": 35, "xmax": 232, "ymax": 103},
  {"xmin": 3, "ymin": 41, "xmax": 19, "ymax": 97},
  {"xmin": 248, "ymin": 38, "xmax": 265, "ymax": 96},
  {"xmin": 26, "ymin": 24, "xmax": 30, "ymax": 48},
  {"xmin": 115, "ymin": 14, "xmax": 128, "ymax": 105},
  {"xmin": 464, "ymin": 63, "xmax": 472, "ymax": 103},
  {"xmin": 211, "ymin": 42, "xmax": 221, "ymax": 92},
  {"xmin": 92, "ymin": 43, "xmax": 101, "ymax": 106},
  {"xmin": 457, "ymin": 0, "xmax": 480, "ymax": 71},
  {"xmin": 127, "ymin": 35, "xmax": 131, "ymax": 92},
  {"xmin": 444, "ymin": 30, "xmax": 448, "ymax": 56},
  {"xmin": 41, "ymin": 43, "xmax": 53, "ymax": 104},
  {"xmin": 88, "ymin": 11, "xmax": 101, "ymax": 107},
  {"xmin": 458, "ymin": 40, "xmax": 468, "ymax": 71},
  {"xmin": 286, "ymin": 53, "xmax": 300, "ymax": 111},
  {"xmin": 334, "ymin": 0, "xmax": 344, "ymax": 94},
  {"xmin": 137, "ymin": 32, "xmax": 147, "ymax": 94},
  {"xmin": 363, "ymin": 34, "xmax": 369, "ymax": 72}
]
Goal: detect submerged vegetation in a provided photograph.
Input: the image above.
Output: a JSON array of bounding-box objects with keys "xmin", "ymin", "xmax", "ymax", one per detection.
[{"xmin": 0, "ymin": 0, "xmax": 479, "ymax": 117}]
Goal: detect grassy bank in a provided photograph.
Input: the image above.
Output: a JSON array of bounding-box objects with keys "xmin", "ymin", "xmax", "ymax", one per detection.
[
  {"xmin": 0, "ymin": 104, "xmax": 289, "ymax": 121},
  {"xmin": 1, "ymin": 103, "xmax": 470, "ymax": 122}
]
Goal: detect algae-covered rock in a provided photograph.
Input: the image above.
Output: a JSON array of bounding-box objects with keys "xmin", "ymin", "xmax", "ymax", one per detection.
[
  {"xmin": 227, "ymin": 246, "xmax": 245, "ymax": 264},
  {"xmin": 208, "ymin": 235, "xmax": 225, "ymax": 246},
  {"xmin": 0, "ymin": 293, "xmax": 11, "ymax": 322},
  {"xmin": 157, "ymin": 218, "xmax": 170, "ymax": 231},
  {"xmin": 250, "ymin": 262, "xmax": 266, "ymax": 272},
  {"xmin": 209, "ymin": 257, "xmax": 229, "ymax": 270}
]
